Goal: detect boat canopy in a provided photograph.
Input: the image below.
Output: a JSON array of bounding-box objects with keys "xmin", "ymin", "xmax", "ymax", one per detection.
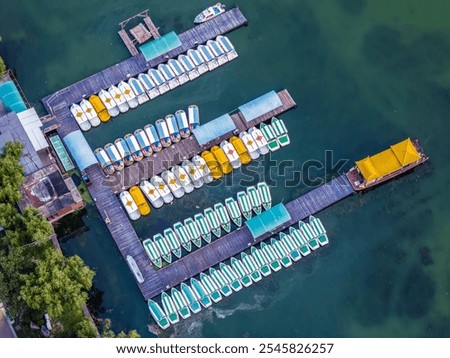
[
  {"xmin": 0, "ymin": 81, "xmax": 27, "ymax": 113},
  {"xmin": 356, "ymin": 138, "xmax": 420, "ymax": 182},
  {"xmin": 238, "ymin": 91, "xmax": 282, "ymax": 123},
  {"xmin": 139, "ymin": 31, "xmax": 181, "ymax": 61},
  {"xmin": 245, "ymin": 204, "xmax": 291, "ymax": 239},
  {"xmin": 64, "ymin": 130, "xmax": 97, "ymax": 171},
  {"xmin": 193, "ymin": 114, "xmax": 236, "ymax": 146}
]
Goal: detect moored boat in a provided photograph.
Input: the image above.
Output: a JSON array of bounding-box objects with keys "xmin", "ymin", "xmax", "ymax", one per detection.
[
  {"xmin": 247, "ymin": 186, "xmax": 262, "ymax": 215},
  {"xmin": 248, "ymin": 127, "xmax": 270, "ymax": 155},
  {"xmin": 225, "ymin": 197, "xmax": 242, "ymax": 227},
  {"xmin": 271, "ymin": 238, "xmax": 292, "ymax": 268},
  {"xmin": 309, "ymin": 215, "xmax": 329, "ymax": 246},
  {"xmin": 230, "ymin": 257, "xmax": 252, "ymax": 287},
  {"xmin": 108, "ymin": 85, "xmax": 129, "ymax": 113},
  {"xmin": 188, "ymin": 104, "xmax": 200, "ymax": 130},
  {"xmin": 150, "ymin": 176, "xmax": 174, "ymax": 204},
  {"xmin": 129, "ymin": 186, "xmax": 151, "ymax": 216},
  {"xmin": 211, "ymin": 146, "xmax": 232, "ymax": 174},
  {"xmin": 209, "ymin": 267, "xmax": 233, "ymax": 297},
  {"xmin": 94, "ymin": 148, "xmax": 115, "ymax": 175},
  {"xmin": 219, "ymin": 263, "xmax": 242, "ymax": 292},
  {"xmin": 148, "ymin": 69, "xmax": 170, "ymax": 94},
  {"xmin": 171, "ymin": 287, "xmax": 191, "ymax": 320},
  {"xmin": 194, "ymin": 3, "xmax": 225, "ymax": 24},
  {"xmin": 280, "ymin": 232, "xmax": 302, "ymax": 262},
  {"xmin": 180, "ymin": 283, "xmax": 202, "ymax": 314},
  {"xmin": 70, "ymin": 103, "xmax": 91, "ymax": 131},
  {"xmin": 194, "ymin": 213, "xmax": 211, "ymax": 243},
  {"xmin": 220, "ymin": 140, "xmax": 241, "ymax": 169},
  {"xmin": 124, "ymin": 133, "xmax": 144, "ymax": 162},
  {"xmin": 204, "ymin": 207, "xmax": 221, "ymax": 238},
  {"xmin": 168, "ymin": 59, "xmax": 190, "ymax": 85},
  {"xmin": 98, "ymin": 89, "xmax": 120, "ymax": 117},
  {"xmin": 271, "ymin": 117, "xmax": 290, "ymax": 147},
  {"xmin": 229, "ymin": 136, "xmax": 251, "ymax": 165},
  {"xmin": 119, "ymin": 191, "xmax": 140, "ymax": 221},
  {"xmin": 260, "ymin": 242, "xmax": 282, "ymax": 272},
  {"xmin": 114, "ymin": 138, "xmax": 134, "ymax": 166},
  {"xmin": 192, "ymin": 155, "xmax": 214, "ymax": 183},
  {"xmin": 155, "ymin": 119, "xmax": 172, "ymax": 147},
  {"xmin": 201, "ymin": 150, "xmax": 223, "ymax": 180},
  {"xmin": 172, "ymin": 165, "xmax": 194, "ymax": 194},
  {"xmin": 239, "ymin": 131, "xmax": 260, "ymax": 160},
  {"xmin": 257, "ymin": 182, "xmax": 272, "ymax": 210},
  {"xmin": 241, "ymin": 252, "xmax": 262, "ymax": 282},
  {"xmin": 175, "ymin": 110, "xmax": 191, "ymax": 138},
  {"xmin": 89, "ymin": 95, "xmax": 111, "ymax": 122},
  {"xmin": 178, "ymin": 55, "xmax": 200, "ymax": 81},
  {"xmin": 216, "ymin": 35, "xmax": 238, "ymax": 60},
  {"xmin": 237, "ymin": 191, "xmax": 252, "ymax": 221},
  {"xmin": 163, "ymin": 228, "xmax": 182, "ymax": 258},
  {"xmin": 165, "ymin": 114, "xmax": 181, "ymax": 143},
  {"xmin": 206, "ymin": 39, "xmax": 228, "ymax": 65},
  {"xmin": 142, "ymin": 239, "xmax": 162, "ymax": 268},
  {"xmin": 161, "ymin": 292, "xmax": 179, "ymax": 324},
  {"xmin": 153, "ymin": 233, "xmax": 172, "ymax": 264},
  {"xmin": 140, "ymin": 180, "xmax": 163, "ymax": 209},
  {"xmin": 200, "ymin": 273, "xmax": 222, "ymax": 303},
  {"xmin": 187, "ymin": 49, "xmax": 209, "ymax": 75},
  {"xmin": 184, "ymin": 217, "xmax": 202, "ymax": 248},
  {"xmin": 158, "ymin": 64, "xmax": 179, "ymax": 90},
  {"xmin": 214, "ymin": 203, "xmax": 231, "ymax": 233},
  {"xmin": 182, "ymin": 160, "xmax": 204, "ymax": 189},
  {"xmin": 289, "ymin": 227, "xmax": 311, "ymax": 257},
  {"xmin": 299, "ymin": 221, "xmax": 320, "ymax": 250},
  {"xmin": 162, "ymin": 170, "xmax": 184, "ymax": 199},
  {"xmin": 104, "ymin": 143, "xmax": 124, "ymax": 171},
  {"xmin": 148, "ymin": 300, "xmax": 170, "ymax": 330},
  {"xmin": 128, "ymin": 77, "xmax": 149, "ymax": 105},
  {"xmin": 144, "ymin": 124, "xmax": 163, "ymax": 152},
  {"xmin": 250, "ymin": 246, "xmax": 272, "ymax": 277},
  {"xmin": 260, "ymin": 122, "xmax": 280, "ymax": 152},
  {"xmin": 118, "ymin": 81, "xmax": 138, "ymax": 109},
  {"xmin": 137, "ymin": 73, "xmax": 160, "ymax": 100},
  {"xmin": 126, "ymin": 257, "xmax": 143, "ymax": 284},
  {"xmin": 134, "ymin": 128, "xmax": 153, "ymax": 157},
  {"xmin": 190, "ymin": 278, "xmax": 212, "ymax": 308},
  {"xmin": 173, "ymin": 222, "xmax": 192, "ymax": 252},
  {"xmin": 198, "ymin": 44, "xmax": 219, "ymax": 71},
  {"xmin": 80, "ymin": 99, "xmax": 101, "ymax": 127}
]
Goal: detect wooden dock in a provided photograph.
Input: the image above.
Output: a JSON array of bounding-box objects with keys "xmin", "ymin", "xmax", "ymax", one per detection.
[{"xmin": 105, "ymin": 89, "xmax": 296, "ymax": 193}]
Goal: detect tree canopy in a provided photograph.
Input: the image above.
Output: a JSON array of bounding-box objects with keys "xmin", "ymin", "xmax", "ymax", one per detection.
[{"xmin": 0, "ymin": 56, "xmax": 5, "ymax": 77}]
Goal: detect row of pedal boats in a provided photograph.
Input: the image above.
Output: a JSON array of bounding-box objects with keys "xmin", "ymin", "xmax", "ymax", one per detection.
[
  {"xmin": 70, "ymin": 35, "xmax": 238, "ymax": 131},
  {"xmin": 148, "ymin": 216, "xmax": 329, "ymax": 330},
  {"xmin": 143, "ymin": 183, "xmax": 272, "ymax": 267}
]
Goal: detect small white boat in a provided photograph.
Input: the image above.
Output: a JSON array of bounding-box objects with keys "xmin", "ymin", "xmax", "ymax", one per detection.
[
  {"xmin": 94, "ymin": 147, "xmax": 115, "ymax": 175},
  {"xmin": 124, "ymin": 133, "xmax": 144, "ymax": 162},
  {"xmin": 178, "ymin": 54, "xmax": 200, "ymax": 80},
  {"xmin": 162, "ymin": 170, "xmax": 185, "ymax": 199},
  {"xmin": 237, "ymin": 191, "xmax": 252, "ymax": 221},
  {"xmin": 188, "ymin": 104, "xmax": 200, "ymax": 130},
  {"xmin": 209, "ymin": 267, "xmax": 233, "ymax": 297},
  {"xmin": 134, "ymin": 128, "xmax": 153, "ymax": 157},
  {"xmin": 165, "ymin": 114, "xmax": 181, "ymax": 143},
  {"xmin": 171, "ymin": 165, "xmax": 194, "ymax": 194},
  {"xmin": 104, "ymin": 143, "xmax": 124, "ymax": 171},
  {"xmin": 214, "ymin": 202, "xmax": 231, "ymax": 233},
  {"xmin": 220, "ymin": 140, "xmax": 241, "ymax": 169},
  {"xmin": 164, "ymin": 228, "xmax": 182, "ymax": 258},
  {"xmin": 197, "ymin": 45, "xmax": 219, "ymax": 71},
  {"xmin": 140, "ymin": 180, "xmax": 164, "ymax": 209},
  {"xmin": 142, "ymin": 239, "xmax": 162, "ymax": 268},
  {"xmin": 173, "ymin": 222, "xmax": 192, "ymax": 252},
  {"xmin": 118, "ymin": 81, "xmax": 138, "ymax": 109},
  {"xmin": 155, "ymin": 119, "xmax": 172, "ymax": 147},
  {"xmin": 192, "ymin": 155, "xmax": 213, "ymax": 184},
  {"xmin": 184, "ymin": 217, "xmax": 202, "ymax": 248},
  {"xmin": 239, "ymin": 131, "xmax": 260, "ymax": 160},
  {"xmin": 70, "ymin": 104, "xmax": 91, "ymax": 131},
  {"xmin": 271, "ymin": 117, "xmax": 290, "ymax": 147},
  {"xmin": 257, "ymin": 181, "xmax": 272, "ymax": 210},
  {"xmin": 161, "ymin": 292, "xmax": 179, "ymax": 324},
  {"xmin": 158, "ymin": 64, "xmax": 179, "ymax": 90},
  {"xmin": 171, "ymin": 288, "xmax": 191, "ymax": 319},
  {"xmin": 247, "ymin": 186, "xmax": 262, "ymax": 215},
  {"xmin": 150, "ymin": 176, "xmax": 174, "ymax": 204},
  {"xmin": 137, "ymin": 73, "xmax": 160, "ymax": 99},
  {"xmin": 126, "ymin": 255, "xmax": 144, "ymax": 284},
  {"xmin": 187, "ymin": 49, "xmax": 209, "ymax": 75},
  {"xmin": 144, "ymin": 124, "xmax": 163, "ymax": 152},
  {"xmin": 248, "ymin": 127, "xmax": 270, "ymax": 155},
  {"xmin": 175, "ymin": 110, "xmax": 190, "ymax": 138},
  {"xmin": 80, "ymin": 99, "xmax": 101, "ymax": 127},
  {"xmin": 200, "ymin": 272, "xmax": 222, "ymax": 303},
  {"xmin": 181, "ymin": 160, "xmax": 204, "ymax": 189},
  {"xmin": 108, "ymin": 85, "xmax": 129, "ymax": 113},
  {"xmin": 241, "ymin": 252, "xmax": 262, "ymax": 282},
  {"xmin": 154, "ymin": 234, "xmax": 172, "ymax": 264},
  {"xmin": 194, "ymin": 213, "xmax": 211, "ymax": 243},
  {"xmin": 194, "ymin": 3, "xmax": 225, "ymax": 24},
  {"xmin": 168, "ymin": 59, "xmax": 190, "ymax": 85},
  {"xmin": 114, "ymin": 138, "xmax": 134, "ymax": 166},
  {"xmin": 148, "ymin": 69, "xmax": 170, "ymax": 94},
  {"xmin": 204, "ymin": 207, "xmax": 221, "ymax": 238},
  {"xmin": 216, "ymin": 35, "xmax": 238, "ymax": 60},
  {"xmin": 259, "ymin": 122, "xmax": 280, "ymax": 152},
  {"xmin": 206, "ymin": 40, "xmax": 228, "ymax": 66},
  {"xmin": 128, "ymin": 77, "xmax": 149, "ymax": 105},
  {"xmin": 289, "ymin": 227, "xmax": 312, "ymax": 257},
  {"xmin": 98, "ymin": 89, "xmax": 120, "ymax": 117},
  {"xmin": 225, "ymin": 197, "xmax": 242, "ymax": 227},
  {"xmin": 271, "ymin": 238, "xmax": 292, "ymax": 268},
  {"xmin": 119, "ymin": 191, "xmax": 140, "ymax": 221}
]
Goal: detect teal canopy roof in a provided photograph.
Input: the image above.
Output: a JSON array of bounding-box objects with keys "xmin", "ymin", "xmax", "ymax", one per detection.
[
  {"xmin": 238, "ymin": 91, "xmax": 282, "ymax": 123},
  {"xmin": 139, "ymin": 32, "xmax": 182, "ymax": 61},
  {"xmin": 245, "ymin": 203, "xmax": 291, "ymax": 239}
]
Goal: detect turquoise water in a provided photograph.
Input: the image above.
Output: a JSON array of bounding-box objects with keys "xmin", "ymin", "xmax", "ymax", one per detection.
[{"xmin": 1, "ymin": 0, "xmax": 449, "ymax": 337}]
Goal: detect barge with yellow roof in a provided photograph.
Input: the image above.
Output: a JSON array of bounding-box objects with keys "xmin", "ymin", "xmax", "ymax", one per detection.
[{"xmin": 346, "ymin": 138, "xmax": 428, "ymax": 191}]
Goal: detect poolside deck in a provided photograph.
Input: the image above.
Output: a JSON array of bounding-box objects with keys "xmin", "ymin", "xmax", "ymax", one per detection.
[{"xmin": 105, "ymin": 89, "xmax": 296, "ymax": 193}]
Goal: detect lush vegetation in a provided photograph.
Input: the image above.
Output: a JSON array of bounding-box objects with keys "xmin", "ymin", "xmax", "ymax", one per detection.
[
  {"xmin": 0, "ymin": 142, "xmax": 96, "ymax": 337},
  {"xmin": 100, "ymin": 319, "xmax": 140, "ymax": 338},
  {"xmin": 0, "ymin": 56, "xmax": 5, "ymax": 77}
]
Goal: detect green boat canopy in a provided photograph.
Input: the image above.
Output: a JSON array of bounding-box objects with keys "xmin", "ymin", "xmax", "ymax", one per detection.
[
  {"xmin": 245, "ymin": 203, "xmax": 291, "ymax": 239},
  {"xmin": 139, "ymin": 31, "xmax": 182, "ymax": 61}
]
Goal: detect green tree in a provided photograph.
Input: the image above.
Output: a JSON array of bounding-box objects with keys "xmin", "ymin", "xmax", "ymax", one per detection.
[
  {"xmin": 0, "ymin": 56, "xmax": 5, "ymax": 77},
  {"xmin": 0, "ymin": 142, "xmax": 24, "ymax": 204},
  {"xmin": 101, "ymin": 318, "xmax": 141, "ymax": 338}
]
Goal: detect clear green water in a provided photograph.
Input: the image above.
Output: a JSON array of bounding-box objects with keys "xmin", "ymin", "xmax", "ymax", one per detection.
[{"xmin": 1, "ymin": 0, "xmax": 449, "ymax": 337}]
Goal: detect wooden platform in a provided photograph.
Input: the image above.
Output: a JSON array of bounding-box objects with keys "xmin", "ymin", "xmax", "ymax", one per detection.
[{"xmin": 105, "ymin": 89, "xmax": 296, "ymax": 193}]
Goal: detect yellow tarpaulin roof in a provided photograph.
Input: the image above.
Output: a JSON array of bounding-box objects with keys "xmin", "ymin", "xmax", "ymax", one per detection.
[{"xmin": 356, "ymin": 138, "xmax": 420, "ymax": 182}]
